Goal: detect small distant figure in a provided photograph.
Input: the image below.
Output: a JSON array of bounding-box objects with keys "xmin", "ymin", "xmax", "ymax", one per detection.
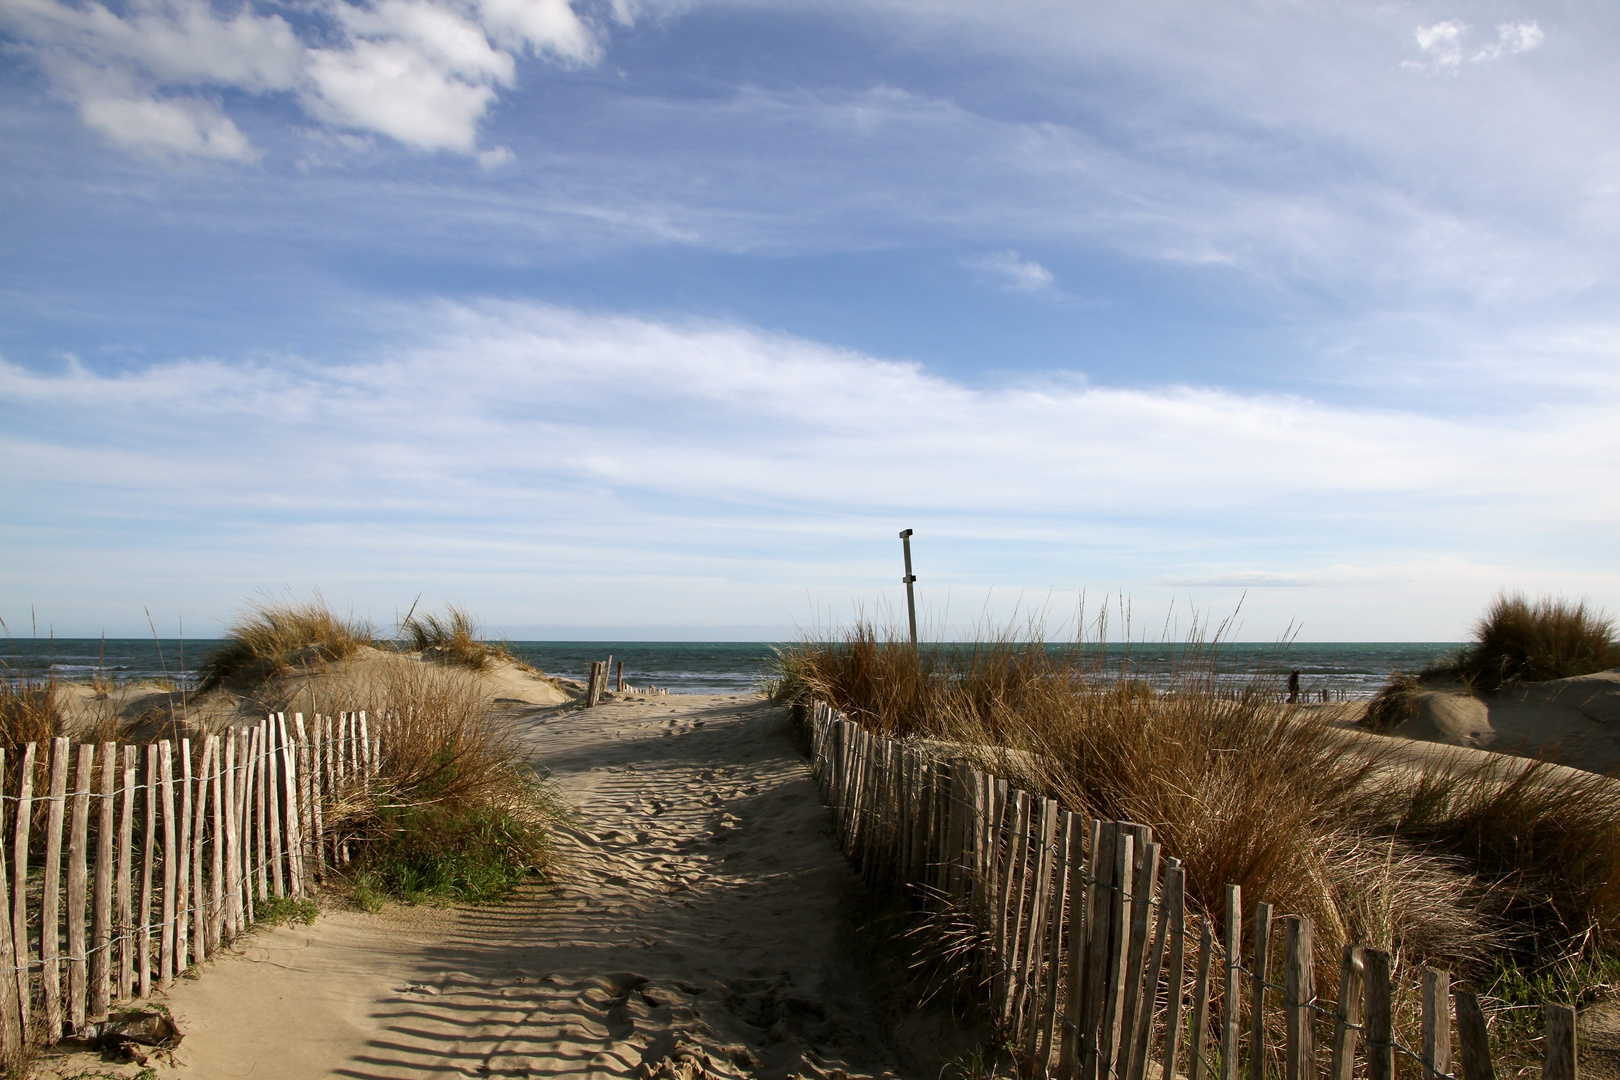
[{"xmin": 1287, "ymin": 669, "xmax": 1301, "ymax": 703}]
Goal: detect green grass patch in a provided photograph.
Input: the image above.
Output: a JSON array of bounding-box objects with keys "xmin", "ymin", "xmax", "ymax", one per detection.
[
  {"xmin": 1486, "ymin": 948, "xmax": 1620, "ymax": 1065},
  {"xmin": 254, "ymin": 894, "xmax": 320, "ymax": 926},
  {"xmin": 355, "ymin": 802, "xmax": 550, "ymax": 905}
]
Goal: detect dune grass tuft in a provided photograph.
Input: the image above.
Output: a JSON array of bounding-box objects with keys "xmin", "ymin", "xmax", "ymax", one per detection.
[
  {"xmin": 399, "ymin": 603, "xmax": 520, "ymax": 672},
  {"xmin": 1447, "ymin": 592, "xmax": 1619, "ymax": 691},
  {"xmin": 200, "ymin": 593, "xmax": 375, "ymax": 690},
  {"xmin": 0, "ymin": 679, "xmax": 61, "ymax": 747}
]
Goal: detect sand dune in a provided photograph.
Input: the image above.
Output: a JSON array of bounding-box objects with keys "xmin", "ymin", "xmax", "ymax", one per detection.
[{"xmin": 1392, "ymin": 670, "xmax": 1620, "ymax": 773}]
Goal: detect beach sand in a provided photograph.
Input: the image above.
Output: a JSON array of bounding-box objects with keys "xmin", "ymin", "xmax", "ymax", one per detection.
[{"xmin": 36, "ymin": 694, "xmax": 913, "ymax": 1079}]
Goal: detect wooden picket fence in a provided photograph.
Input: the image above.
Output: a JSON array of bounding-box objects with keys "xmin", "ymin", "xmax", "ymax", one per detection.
[
  {"xmin": 0, "ymin": 710, "xmax": 382, "ymax": 1058},
  {"xmin": 805, "ymin": 701, "xmax": 1579, "ymax": 1080}
]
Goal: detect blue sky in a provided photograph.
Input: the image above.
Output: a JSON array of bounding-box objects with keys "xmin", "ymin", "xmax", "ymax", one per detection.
[{"xmin": 2, "ymin": 0, "xmax": 1617, "ymax": 641}]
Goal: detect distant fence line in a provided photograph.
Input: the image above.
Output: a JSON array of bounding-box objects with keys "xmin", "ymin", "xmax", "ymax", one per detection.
[
  {"xmin": 0, "ymin": 711, "xmax": 381, "ymax": 1056},
  {"xmin": 804, "ymin": 700, "xmax": 1576, "ymax": 1080}
]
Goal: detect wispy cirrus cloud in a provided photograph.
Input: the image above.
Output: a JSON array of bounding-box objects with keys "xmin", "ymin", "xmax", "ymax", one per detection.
[{"xmin": 961, "ymin": 250, "xmax": 1056, "ymax": 293}]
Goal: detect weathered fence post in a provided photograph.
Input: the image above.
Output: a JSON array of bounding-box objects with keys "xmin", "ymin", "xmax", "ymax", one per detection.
[
  {"xmin": 1544, "ymin": 1004, "xmax": 1577, "ymax": 1080},
  {"xmin": 1221, "ymin": 884, "xmax": 1242, "ymax": 1080},
  {"xmin": 1249, "ymin": 901, "xmax": 1273, "ymax": 1080},
  {"xmin": 1364, "ymin": 948, "xmax": 1394, "ymax": 1080},
  {"xmin": 1423, "ymin": 966, "xmax": 1452, "ymax": 1080},
  {"xmin": 1453, "ymin": 987, "xmax": 1495, "ymax": 1080},
  {"xmin": 43, "ymin": 736, "xmax": 71, "ymax": 1040},
  {"xmin": 1284, "ymin": 915, "xmax": 1314, "ymax": 1080}
]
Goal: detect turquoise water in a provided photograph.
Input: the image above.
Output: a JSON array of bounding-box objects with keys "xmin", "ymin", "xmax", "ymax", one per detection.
[{"xmin": 3, "ymin": 638, "xmax": 1461, "ymax": 697}]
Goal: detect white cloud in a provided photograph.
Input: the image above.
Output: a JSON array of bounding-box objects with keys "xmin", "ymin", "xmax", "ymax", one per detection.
[
  {"xmin": 303, "ymin": 39, "xmax": 503, "ymax": 152},
  {"xmin": 4, "ymin": 298, "xmax": 1616, "ymax": 535},
  {"xmin": 962, "ymin": 250, "xmax": 1055, "ymax": 292},
  {"xmin": 0, "ymin": 0, "xmax": 597, "ymax": 158},
  {"xmin": 3, "ymin": 302, "xmax": 1618, "ymax": 636},
  {"xmin": 478, "ymin": 145, "xmax": 516, "ymax": 168},
  {"xmin": 1475, "ymin": 22, "xmax": 1544, "ymax": 62},
  {"xmin": 1407, "ymin": 19, "xmax": 1543, "ymax": 73},
  {"xmin": 78, "ymin": 90, "xmax": 257, "ymax": 160}
]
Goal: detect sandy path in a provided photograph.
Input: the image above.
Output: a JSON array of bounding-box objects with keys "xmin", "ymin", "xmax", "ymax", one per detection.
[{"xmin": 55, "ymin": 694, "xmax": 905, "ymax": 1080}]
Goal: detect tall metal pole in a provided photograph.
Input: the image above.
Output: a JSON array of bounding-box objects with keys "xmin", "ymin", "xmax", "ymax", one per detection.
[{"xmin": 899, "ymin": 529, "xmax": 918, "ymax": 646}]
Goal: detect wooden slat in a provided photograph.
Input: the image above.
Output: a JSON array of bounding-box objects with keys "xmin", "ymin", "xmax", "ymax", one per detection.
[
  {"xmin": 67, "ymin": 742, "xmax": 94, "ymax": 1034},
  {"xmin": 989, "ymin": 785, "xmax": 1013, "ymax": 1003},
  {"xmin": 222, "ymin": 732, "xmax": 241, "ymax": 939},
  {"xmin": 1117, "ymin": 834, "xmax": 1160, "ymax": 1078},
  {"xmin": 1330, "ymin": 946, "xmax": 1365, "ymax": 1080},
  {"xmin": 1543, "ymin": 1004, "xmax": 1577, "ymax": 1080},
  {"xmin": 1019, "ymin": 799, "xmax": 1060, "ymax": 1052},
  {"xmin": 0, "ymin": 748, "xmax": 19, "ymax": 1057},
  {"xmin": 1363, "ymin": 948, "xmax": 1394, "ymax": 1080},
  {"xmin": 267, "ymin": 716, "xmax": 285, "ymax": 898},
  {"xmin": 1160, "ymin": 864, "xmax": 1189, "ymax": 1080},
  {"xmin": 1452, "ymin": 987, "xmax": 1494, "ymax": 1080},
  {"xmin": 90, "ymin": 741, "xmax": 115, "ymax": 1019},
  {"xmin": 1128, "ymin": 859, "xmax": 1179, "ymax": 1080},
  {"xmin": 1189, "ymin": 917, "xmax": 1215, "ymax": 1080},
  {"xmin": 278, "ymin": 713, "xmax": 302, "ymax": 898},
  {"xmin": 1284, "ymin": 915, "xmax": 1315, "ymax": 1080},
  {"xmin": 207, "ymin": 737, "xmax": 224, "ymax": 949},
  {"xmin": 42, "ymin": 736, "xmax": 71, "ymax": 1042},
  {"xmin": 11, "ymin": 742, "xmax": 36, "ymax": 1039},
  {"xmin": 1057, "ymin": 818, "xmax": 1094, "ymax": 1080},
  {"xmin": 159, "ymin": 741, "xmax": 177, "ymax": 987},
  {"xmin": 988, "ymin": 779, "xmax": 1009, "ymax": 933},
  {"xmin": 1249, "ymin": 901, "xmax": 1273, "ymax": 1080},
  {"xmin": 360, "ymin": 711, "xmax": 371, "ymax": 784},
  {"xmin": 177, "ymin": 739, "xmax": 193, "ymax": 974},
  {"xmin": 1221, "ymin": 885, "xmax": 1242, "ymax": 1080},
  {"xmin": 1037, "ymin": 812, "xmax": 1077, "ymax": 1078},
  {"xmin": 1097, "ymin": 829, "xmax": 1136, "ymax": 1080},
  {"xmin": 117, "ymin": 746, "xmax": 135, "ymax": 1000},
  {"xmin": 190, "ymin": 737, "xmax": 208, "ymax": 963},
  {"xmin": 310, "ymin": 717, "xmax": 326, "ymax": 885},
  {"xmin": 1002, "ymin": 791, "xmax": 1035, "ymax": 1022},
  {"xmin": 139, "ymin": 743, "xmax": 156, "ymax": 998},
  {"xmin": 243, "ymin": 729, "xmax": 257, "ymax": 925},
  {"xmin": 1079, "ymin": 819, "xmax": 1117, "ymax": 1080},
  {"xmin": 1423, "ymin": 967, "xmax": 1452, "ymax": 1080},
  {"xmin": 325, "ymin": 715, "xmax": 337, "ymax": 866},
  {"xmin": 294, "ymin": 714, "xmax": 314, "ymax": 894},
  {"xmin": 252, "ymin": 722, "xmax": 268, "ymax": 908}
]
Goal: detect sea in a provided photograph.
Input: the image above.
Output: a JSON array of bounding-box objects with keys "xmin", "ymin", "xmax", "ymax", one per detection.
[{"xmin": 1, "ymin": 639, "xmax": 1462, "ymax": 698}]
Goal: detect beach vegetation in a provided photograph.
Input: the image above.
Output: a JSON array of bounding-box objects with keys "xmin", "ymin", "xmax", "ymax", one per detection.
[
  {"xmin": 399, "ymin": 603, "xmax": 524, "ymax": 672},
  {"xmin": 1364, "ymin": 593, "xmax": 1619, "ymax": 729},
  {"xmin": 1441, "ymin": 592, "xmax": 1618, "ymax": 692},
  {"xmin": 326, "ymin": 660, "xmax": 562, "ymax": 905},
  {"xmin": 772, "ymin": 612, "xmax": 1620, "ymax": 1056},
  {"xmin": 199, "ymin": 592, "xmax": 374, "ymax": 690},
  {"xmin": 254, "ymin": 894, "xmax": 320, "ymax": 926},
  {"xmin": 0, "ymin": 679, "xmax": 61, "ymax": 746}
]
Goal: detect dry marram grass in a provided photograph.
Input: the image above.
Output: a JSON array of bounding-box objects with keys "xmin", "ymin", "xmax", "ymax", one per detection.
[{"xmin": 201, "ymin": 594, "xmax": 375, "ymax": 690}]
